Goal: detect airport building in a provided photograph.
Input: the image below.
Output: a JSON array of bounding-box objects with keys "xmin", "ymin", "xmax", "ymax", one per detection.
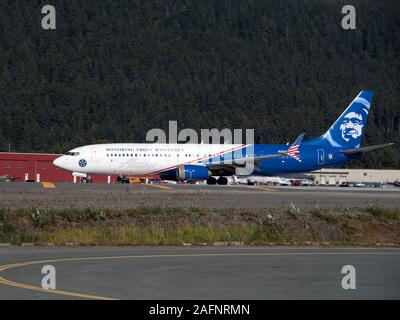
[
  {"xmin": 0, "ymin": 152, "xmax": 119, "ymax": 183},
  {"xmin": 309, "ymin": 168, "xmax": 400, "ymax": 185}
]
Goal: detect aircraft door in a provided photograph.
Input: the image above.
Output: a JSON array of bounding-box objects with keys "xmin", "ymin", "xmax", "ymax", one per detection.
[
  {"xmin": 91, "ymin": 147, "xmax": 100, "ymax": 163},
  {"xmin": 317, "ymin": 149, "xmax": 324, "ymax": 165}
]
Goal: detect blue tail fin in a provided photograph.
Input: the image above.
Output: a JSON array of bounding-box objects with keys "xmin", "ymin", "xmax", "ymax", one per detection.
[{"xmin": 306, "ymin": 90, "xmax": 373, "ymax": 148}]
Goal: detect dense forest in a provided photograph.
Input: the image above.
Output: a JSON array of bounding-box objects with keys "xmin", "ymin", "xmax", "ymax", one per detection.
[{"xmin": 0, "ymin": 0, "xmax": 399, "ymax": 168}]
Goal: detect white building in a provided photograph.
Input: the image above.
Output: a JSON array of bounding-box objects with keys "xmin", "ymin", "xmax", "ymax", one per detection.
[{"xmin": 308, "ymin": 169, "xmax": 400, "ymax": 185}]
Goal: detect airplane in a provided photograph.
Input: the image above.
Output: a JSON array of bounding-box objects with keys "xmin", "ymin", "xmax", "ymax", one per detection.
[
  {"xmin": 233, "ymin": 175, "xmax": 292, "ymax": 186},
  {"xmin": 53, "ymin": 90, "xmax": 394, "ymax": 185}
]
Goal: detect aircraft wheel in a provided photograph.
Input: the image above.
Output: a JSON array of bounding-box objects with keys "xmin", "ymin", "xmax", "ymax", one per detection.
[
  {"xmin": 206, "ymin": 177, "xmax": 217, "ymax": 185},
  {"xmin": 217, "ymin": 176, "xmax": 228, "ymax": 185}
]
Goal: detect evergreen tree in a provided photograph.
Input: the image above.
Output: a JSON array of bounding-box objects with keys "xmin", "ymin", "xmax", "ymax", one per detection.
[{"xmin": 0, "ymin": 0, "xmax": 398, "ymax": 168}]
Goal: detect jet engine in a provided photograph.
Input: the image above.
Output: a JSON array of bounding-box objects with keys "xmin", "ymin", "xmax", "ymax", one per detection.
[{"xmin": 160, "ymin": 165, "xmax": 211, "ymax": 181}]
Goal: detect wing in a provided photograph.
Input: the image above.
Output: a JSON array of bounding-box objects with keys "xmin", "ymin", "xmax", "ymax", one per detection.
[
  {"xmin": 204, "ymin": 152, "xmax": 287, "ymax": 174},
  {"xmin": 157, "ymin": 152, "xmax": 287, "ymax": 178},
  {"xmin": 206, "ymin": 153, "xmax": 286, "ymax": 167},
  {"xmin": 340, "ymin": 143, "xmax": 394, "ymax": 155}
]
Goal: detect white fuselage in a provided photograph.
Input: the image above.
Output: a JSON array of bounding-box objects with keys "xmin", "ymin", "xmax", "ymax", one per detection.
[{"xmin": 53, "ymin": 143, "xmax": 247, "ymax": 175}]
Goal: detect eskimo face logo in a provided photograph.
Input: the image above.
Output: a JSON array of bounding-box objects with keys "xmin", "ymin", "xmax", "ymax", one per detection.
[
  {"xmin": 79, "ymin": 159, "xmax": 87, "ymax": 167},
  {"xmin": 339, "ymin": 112, "xmax": 364, "ymax": 142}
]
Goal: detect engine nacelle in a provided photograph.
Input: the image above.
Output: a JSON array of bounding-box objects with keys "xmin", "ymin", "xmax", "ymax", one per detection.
[
  {"xmin": 160, "ymin": 165, "xmax": 211, "ymax": 181},
  {"xmin": 177, "ymin": 165, "xmax": 211, "ymax": 181}
]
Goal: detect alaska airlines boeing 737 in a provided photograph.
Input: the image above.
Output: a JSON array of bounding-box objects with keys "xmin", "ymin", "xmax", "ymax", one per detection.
[{"xmin": 53, "ymin": 91, "xmax": 393, "ymax": 185}]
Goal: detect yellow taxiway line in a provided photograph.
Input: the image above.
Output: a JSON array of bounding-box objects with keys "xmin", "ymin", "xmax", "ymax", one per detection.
[
  {"xmin": 0, "ymin": 276, "xmax": 115, "ymax": 300},
  {"xmin": 146, "ymin": 184, "xmax": 173, "ymax": 190}
]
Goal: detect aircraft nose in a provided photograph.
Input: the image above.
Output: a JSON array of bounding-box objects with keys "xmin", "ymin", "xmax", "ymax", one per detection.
[{"xmin": 53, "ymin": 156, "xmax": 65, "ymax": 169}]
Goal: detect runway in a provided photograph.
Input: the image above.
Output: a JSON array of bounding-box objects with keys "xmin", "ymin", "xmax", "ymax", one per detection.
[
  {"xmin": 0, "ymin": 246, "xmax": 399, "ymax": 299},
  {"xmin": 1, "ymin": 182, "xmax": 399, "ymax": 209}
]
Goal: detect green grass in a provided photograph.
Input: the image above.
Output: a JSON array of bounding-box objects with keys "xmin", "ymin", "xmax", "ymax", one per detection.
[
  {"xmin": 310, "ymin": 208, "xmax": 338, "ymax": 224},
  {"xmin": 0, "ymin": 206, "xmax": 399, "ymax": 246},
  {"xmin": 365, "ymin": 204, "xmax": 400, "ymax": 221},
  {"xmin": 0, "ymin": 206, "xmax": 284, "ymax": 245},
  {"xmin": 4, "ymin": 224, "xmax": 281, "ymax": 246},
  {"xmin": 341, "ymin": 217, "xmax": 364, "ymax": 232}
]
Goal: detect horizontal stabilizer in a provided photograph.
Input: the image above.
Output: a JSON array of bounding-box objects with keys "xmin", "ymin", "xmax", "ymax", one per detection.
[
  {"xmin": 340, "ymin": 143, "xmax": 394, "ymax": 155},
  {"xmin": 292, "ymin": 132, "xmax": 305, "ymax": 146}
]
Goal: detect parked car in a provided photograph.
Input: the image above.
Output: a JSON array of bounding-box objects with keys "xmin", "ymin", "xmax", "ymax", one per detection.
[
  {"xmin": 0, "ymin": 175, "xmax": 20, "ymax": 182},
  {"xmin": 117, "ymin": 176, "xmax": 129, "ymax": 184},
  {"xmin": 301, "ymin": 179, "xmax": 314, "ymax": 186},
  {"xmin": 291, "ymin": 179, "xmax": 302, "ymax": 186}
]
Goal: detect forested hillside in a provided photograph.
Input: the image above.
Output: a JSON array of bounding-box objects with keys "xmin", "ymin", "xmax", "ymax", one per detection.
[{"xmin": 0, "ymin": 0, "xmax": 399, "ymax": 168}]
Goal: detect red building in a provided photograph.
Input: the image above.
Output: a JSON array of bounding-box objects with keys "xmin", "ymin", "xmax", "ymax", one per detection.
[{"xmin": 0, "ymin": 153, "xmax": 118, "ymax": 183}]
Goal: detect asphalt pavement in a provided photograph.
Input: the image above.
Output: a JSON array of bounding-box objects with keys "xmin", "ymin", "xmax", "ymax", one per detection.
[
  {"xmin": 0, "ymin": 246, "xmax": 399, "ymax": 299},
  {"xmin": 1, "ymin": 182, "xmax": 399, "ymax": 209}
]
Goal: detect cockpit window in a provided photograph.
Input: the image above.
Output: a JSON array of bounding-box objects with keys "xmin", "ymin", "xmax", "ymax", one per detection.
[{"xmin": 66, "ymin": 152, "xmax": 80, "ymax": 156}]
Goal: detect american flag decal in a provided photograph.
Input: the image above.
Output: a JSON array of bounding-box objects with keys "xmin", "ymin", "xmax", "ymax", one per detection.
[{"xmin": 287, "ymin": 144, "xmax": 302, "ymax": 162}]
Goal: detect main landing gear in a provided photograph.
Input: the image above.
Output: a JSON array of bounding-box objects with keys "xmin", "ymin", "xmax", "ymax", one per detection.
[{"xmin": 206, "ymin": 176, "xmax": 228, "ymax": 185}]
